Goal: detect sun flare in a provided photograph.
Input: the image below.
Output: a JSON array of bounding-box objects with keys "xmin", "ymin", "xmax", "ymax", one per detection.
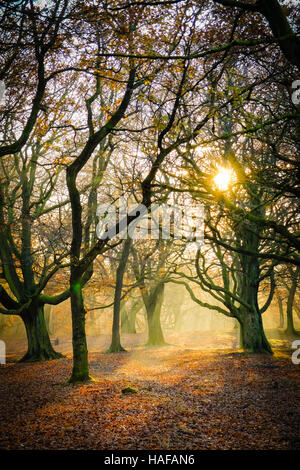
[{"xmin": 213, "ymin": 167, "xmax": 233, "ymax": 191}]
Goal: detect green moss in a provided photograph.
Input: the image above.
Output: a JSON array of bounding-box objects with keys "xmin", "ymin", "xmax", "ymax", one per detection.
[
  {"xmin": 72, "ymin": 282, "xmax": 81, "ymax": 293},
  {"xmin": 121, "ymin": 386, "xmax": 138, "ymax": 394}
]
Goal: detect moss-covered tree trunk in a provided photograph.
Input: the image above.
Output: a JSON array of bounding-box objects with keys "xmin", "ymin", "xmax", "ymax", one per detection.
[
  {"xmin": 120, "ymin": 301, "xmax": 130, "ymax": 333},
  {"xmin": 108, "ymin": 237, "xmax": 131, "ymax": 353},
  {"xmin": 238, "ymin": 306, "xmax": 272, "ymax": 354},
  {"xmin": 127, "ymin": 308, "xmax": 137, "ymax": 334},
  {"xmin": 236, "ymin": 223, "xmax": 272, "ymax": 354},
  {"xmin": 173, "ymin": 299, "xmax": 183, "ymax": 332},
  {"xmin": 20, "ymin": 302, "xmax": 63, "ymax": 362},
  {"xmin": 69, "ymin": 280, "xmax": 91, "ymax": 383},
  {"xmin": 277, "ymin": 294, "xmax": 284, "ymax": 329},
  {"xmin": 67, "ymin": 160, "xmax": 92, "ymax": 383},
  {"xmin": 65, "ymin": 66, "xmax": 136, "ymax": 382},
  {"xmin": 145, "ymin": 282, "xmax": 166, "ymax": 346},
  {"xmin": 44, "ymin": 304, "xmax": 53, "ymax": 335},
  {"xmin": 285, "ymin": 266, "xmax": 300, "ymax": 337},
  {"xmin": 121, "ymin": 298, "xmax": 142, "ymax": 334}
]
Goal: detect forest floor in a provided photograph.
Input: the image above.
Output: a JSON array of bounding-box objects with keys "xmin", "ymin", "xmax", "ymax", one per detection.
[{"xmin": 0, "ymin": 330, "xmax": 300, "ymax": 450}]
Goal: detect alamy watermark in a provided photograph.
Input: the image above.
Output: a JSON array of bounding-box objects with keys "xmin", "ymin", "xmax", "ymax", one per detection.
[
  {"xmin": 96, "ymin": 197, "xmax": 204, "ymax": 246},
  {"xmin": 0, "ymin": 340, "xmax": 6, "ymax": 365},
  {"xmin": 0, "ymin": 80, "xmax": 6, "ymax": 104},
  {"xmin": 291, "ymin": 80, "xmax": 300, "ymax": 105},
  {"xmin": 291, "ymin": 340, "xmax": 300, "ymax": 365}
]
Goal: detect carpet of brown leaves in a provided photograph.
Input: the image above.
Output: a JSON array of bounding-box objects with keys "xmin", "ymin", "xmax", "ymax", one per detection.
[{"xmin": 0, "ymin": 332, "xmax": 299, "ymax": 450}]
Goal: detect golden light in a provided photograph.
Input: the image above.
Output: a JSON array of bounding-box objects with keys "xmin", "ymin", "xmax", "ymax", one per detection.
[{"xmin": 213, "ymin": 167, "xmax": 233, "ymax": 191}]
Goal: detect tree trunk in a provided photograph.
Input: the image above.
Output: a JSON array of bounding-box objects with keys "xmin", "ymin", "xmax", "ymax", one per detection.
[
  {"xmin": 108, "ymin": 238, "xmax": 131, "ymax": 353},
  {"xmin": 69, "ymin": 281, "xmax": 91, "ymax": 383},
  {"xmin": 121, "ymin": 298, "xmax": 142, "ymax": 334},
  {"xmin": 44, "ymin": 304, "xmax": 53, "ymax": 335},
  {"xmin": 172, "ymin": 295, "xmax": 184, "ymax": 332},
  {"xmin": 174, "ymin": 308, "xmax": 182, "ymax": 331},
  {"xmin": 127, "ymin": 308, "xmax": 137, "ymax": 333},
  {"xmin": 285, "ymin": 267, "xmax": 300, "ymax": 337},
  {"xmin": 145, "ymin": 282, "xmax": 166, "ymax": 346},
  {"xmin": 238, "ymin": 307, "xmax": 272, "ymax": 354},
  {"xmin": 277, "ymin": 294, "xmax": 284, "ymax": 329},
  {"xmin": 257, "ymin": 0, "xmax": 300, "ymax": 71},
  {"xmin": 20, "ymin": 303, "xmax": 63, "ymax": 362},
  {"xmin": 120, "ymin": 301, "xmax": 130, "ymax": 333},
  {"xmin": 235, "ymin": 222, "xmax": 272, "ymax": 354}
]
